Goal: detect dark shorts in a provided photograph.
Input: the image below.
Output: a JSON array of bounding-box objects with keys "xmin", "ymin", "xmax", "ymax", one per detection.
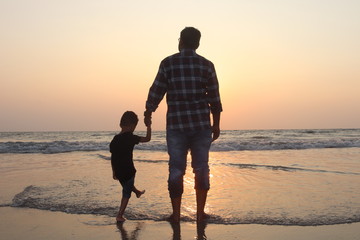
[{"xmin": 119, "ymin": 176, "xmax": 135, "ymax": 198}]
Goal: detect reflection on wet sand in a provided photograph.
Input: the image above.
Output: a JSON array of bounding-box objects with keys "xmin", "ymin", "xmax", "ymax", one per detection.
[
  {"xmin": 170, "ymin": 221, "xmax": 208, "ymax": 240},
  {"xmin": 117, "ymin": 222, "xmax": 144, "ymax": 240},
  {"xmin": 116, "ymin": 220, "xmax": 208, "ymax": 240},
  {"xmin": 196, "ymin": 221, "xmax": 208, "ymax": 240}
]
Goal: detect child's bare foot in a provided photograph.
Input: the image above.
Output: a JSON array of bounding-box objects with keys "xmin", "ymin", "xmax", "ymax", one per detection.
[
  {"xmin": 136, "ymin": 190, "xmax": 145, "ymax": 198},
  {"xmin": 116, "ymin": 216, "xmax": 126, "ymax": 222}
]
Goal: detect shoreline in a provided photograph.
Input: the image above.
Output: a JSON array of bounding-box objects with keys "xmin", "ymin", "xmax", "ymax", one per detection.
[{"xmin": 1, "ymin": 207, "xmax": 359, "ymax": 240}]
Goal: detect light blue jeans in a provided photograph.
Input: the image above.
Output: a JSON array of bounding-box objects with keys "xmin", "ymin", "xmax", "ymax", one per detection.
[{"xmin": 166, "ymin": 129, "xmax": 212, "ymax": 199}]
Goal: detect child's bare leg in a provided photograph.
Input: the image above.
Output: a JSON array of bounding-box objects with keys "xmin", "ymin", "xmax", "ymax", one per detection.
[
  {"xmin": 116, "ymin": 197, "xmax": 129, "ymax": 222},
  {"xmin": 133, "ymin": 186, "xmax": 145, "ymax": 198}
]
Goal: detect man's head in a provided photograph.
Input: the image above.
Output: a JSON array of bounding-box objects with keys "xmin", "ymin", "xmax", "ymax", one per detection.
[
  {"xmin": 179, "ymin": 27, "xmax": 201, "ymax": 50},
  {"xmin": 120, "ymin": 111, "xmax": 138, "ymax": 130}
]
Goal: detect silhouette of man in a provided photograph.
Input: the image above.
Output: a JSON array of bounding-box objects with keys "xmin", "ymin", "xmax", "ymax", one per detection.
[{"xmin": 144, "ymin": 27, "xmax": 222, "ymax": 223}]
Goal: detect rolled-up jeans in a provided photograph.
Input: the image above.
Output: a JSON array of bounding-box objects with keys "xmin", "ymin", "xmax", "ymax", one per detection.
[{"xmin": 166, "ymin": 129, "xmax": 212, "ymax": 199}]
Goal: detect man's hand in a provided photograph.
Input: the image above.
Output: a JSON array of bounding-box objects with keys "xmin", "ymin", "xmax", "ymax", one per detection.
[
  {"xmin": 144, "ymin": 111, "xmax": 152, "ymax": 127},
  {"xmin": 144, "ymin": 115, "xmax": 152, "ymax": 127},
  {"xmin": 211, "ymin": 112, "xmax": 221, "ymax": 142},
  {"xmin": 212, "ymin": 125, "xmax": 220, "ymax": 142}
]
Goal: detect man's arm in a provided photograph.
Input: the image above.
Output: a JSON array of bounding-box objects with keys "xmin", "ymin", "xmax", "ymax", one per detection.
[
  {"xmin": 211, "ymin": 112, "xmax": 221, "ymax": 142},
  {"xmin": 144, "ymin": 62, "xmax": 168, "ymax": 126},
  {"xmin": 207, "ymin": 63, "xmax": 222, "ymax": 142}
]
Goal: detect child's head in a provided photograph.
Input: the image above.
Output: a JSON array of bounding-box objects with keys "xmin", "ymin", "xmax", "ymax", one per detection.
[{"xmin": 120, "ymin": 111, "xmax": 139, "ymax": 131}]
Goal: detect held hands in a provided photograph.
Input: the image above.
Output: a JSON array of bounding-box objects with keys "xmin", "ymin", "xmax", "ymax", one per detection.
[
  {"xmin": 144, "ymin": 116, "xmax": 152, "ymax": 127},
  {"xmin": 144, "ymin": 111, "xmax": 152, "ymax": 127}
]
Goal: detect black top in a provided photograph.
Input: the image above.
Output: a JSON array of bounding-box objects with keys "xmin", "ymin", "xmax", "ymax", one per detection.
[{"xmin": 110, "ymin": 132, "xmax": 140, "ymax": 183}]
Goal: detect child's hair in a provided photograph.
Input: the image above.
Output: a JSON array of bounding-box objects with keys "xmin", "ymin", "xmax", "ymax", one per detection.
[{"xmin": 120, "ymin": 111, "xmax": 139, "ymax": 127}]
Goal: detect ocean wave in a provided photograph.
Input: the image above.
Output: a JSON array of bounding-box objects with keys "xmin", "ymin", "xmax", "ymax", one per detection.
[
  {"xmin": 0, "ymin": 141, "xmax": 108, "ymax": 154},
  {"xmin": 211, "ymin": 138, "xmax": 360, "ymax": 151},
  {"xmin": 94, "ymin": 154, "xmax": 360, "ymax": 176},
  {"xmin": 1, "ymin": 129, "xmax": 360, "ymax": 154},
  {"xmin": 10, "ymin": 185, "xmax": 360, "ymax": 226},
  {"xmin": 1, "ymin": 139, "xmax": 360, "ymax": 154},
  {"xmin": 90, "ymin": 152, "xmax": 360, "ymax": 177},
  {"xmin": 225, "ymin": 163, "xmax": 360, "ymax": 175}
]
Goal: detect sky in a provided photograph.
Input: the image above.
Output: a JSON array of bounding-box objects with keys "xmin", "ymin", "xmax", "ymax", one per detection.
[{"xmin": 1, "ymin": 0, "xmax": 360, "ymax": 131}]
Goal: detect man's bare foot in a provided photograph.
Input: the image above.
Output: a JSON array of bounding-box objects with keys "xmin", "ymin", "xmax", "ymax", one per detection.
[
  {"xmin": 196, "ymin": 212, "xmax": 210, "ymax": 222},
  {"xmin": 116, "ymin": 216, "xmax": 126, "ymax": 222},
  {"xmin": 136, "ymin": 190, "xmax": 145, "ymax": 198},
  {"xmin": 166, "ymin": 214, "xmax": 180, "ymax": 223}
]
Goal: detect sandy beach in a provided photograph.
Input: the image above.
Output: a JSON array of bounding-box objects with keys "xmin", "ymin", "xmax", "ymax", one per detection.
[
  {"xmin": 1, "ymin": 207, "xmax": 359, "ymax": 240},
  {"xmin": 1, "ymin": 130, "xmax": 360, "ymax": 239}
]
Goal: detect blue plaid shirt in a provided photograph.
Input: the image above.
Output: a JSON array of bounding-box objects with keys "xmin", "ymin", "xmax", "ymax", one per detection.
[{"xmin": 146, "ymin": 49, "xmax": 223, "ymax": 131}]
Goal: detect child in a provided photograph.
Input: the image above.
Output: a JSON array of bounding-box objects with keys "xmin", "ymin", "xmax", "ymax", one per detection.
[{"xmin": 110, "ymin": 111, "xmax": 151, "ymax": 222}]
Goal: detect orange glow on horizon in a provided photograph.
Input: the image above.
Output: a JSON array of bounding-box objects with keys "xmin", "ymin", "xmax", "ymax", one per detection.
[{"xmin": 1, "ymin": 1, "xmax": 359, "ymax": 131}]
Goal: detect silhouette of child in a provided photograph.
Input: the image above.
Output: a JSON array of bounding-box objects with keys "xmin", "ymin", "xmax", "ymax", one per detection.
[{"xmin": 110, "ymin": 111, "xmax": 151, "ymax": 222}]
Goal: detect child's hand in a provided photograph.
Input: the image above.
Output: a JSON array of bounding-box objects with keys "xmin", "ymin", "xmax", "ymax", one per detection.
[{"xmin": 144, "ymin": 114, "xmax": 152, "ymax": 127}]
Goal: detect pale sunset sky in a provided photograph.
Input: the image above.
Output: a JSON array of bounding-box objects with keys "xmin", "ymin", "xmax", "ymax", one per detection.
[{"xmin": 1, "ymin": 0, "xmax": 359, "ymax": 131}]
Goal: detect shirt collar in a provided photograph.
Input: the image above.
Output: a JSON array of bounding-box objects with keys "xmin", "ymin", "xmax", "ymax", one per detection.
[{"xmin": 180, "ymin": 49, "xmax": 196, "ymax": 56}]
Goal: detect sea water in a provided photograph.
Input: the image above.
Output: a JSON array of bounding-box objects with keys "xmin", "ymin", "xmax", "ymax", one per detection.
[{"xmin": 0, "ymin": 129, "xmax": 359, "ymax": 226}]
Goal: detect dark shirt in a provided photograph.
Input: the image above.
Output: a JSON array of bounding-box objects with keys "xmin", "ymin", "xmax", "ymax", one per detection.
[
  {"xmin": 146, "ymin": 49, "xmax": 222, "ymax": 131},
  {"xmin": 110, "ymin": 132, "xmax": 140, "ymax": 183}
]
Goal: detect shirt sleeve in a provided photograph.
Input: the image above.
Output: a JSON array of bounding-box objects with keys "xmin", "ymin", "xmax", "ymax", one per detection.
[
  {"xmin": 145, "ymin": 61, "xmax": 168, "ymax": 112},
  {"xmin": 207, "ymin": 62, "xmax": 223, "ymax": 113},
  {"xmin": 132, "ymin": 135, "xmax": 141, "ymax": 145}
]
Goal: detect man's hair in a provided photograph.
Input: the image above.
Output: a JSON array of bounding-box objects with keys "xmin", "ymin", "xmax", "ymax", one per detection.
[
  {"xmin": 180, "ymin": 27, "xmax": 201, "ymax": 49},
  {"xmin": 120, "ymin": 111, "xmax": 138, "ymax": 127}
]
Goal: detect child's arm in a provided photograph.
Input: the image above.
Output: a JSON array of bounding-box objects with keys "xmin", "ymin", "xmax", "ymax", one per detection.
[
  {"xmin": 112, "ymin": 170, "xmax": 117, "ymax": 180},
  {"xmin": 110, "ymin": 155, "xmax": 118, "ymax": 180},
  {"xmin": 139, "ymin": 126, "xmax": 151, "ymax": 143}
]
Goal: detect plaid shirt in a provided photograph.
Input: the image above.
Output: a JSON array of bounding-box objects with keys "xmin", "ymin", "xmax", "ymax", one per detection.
[{"xmin": 146, "ymin": 49, "xmax": 222, "ymax": 131}]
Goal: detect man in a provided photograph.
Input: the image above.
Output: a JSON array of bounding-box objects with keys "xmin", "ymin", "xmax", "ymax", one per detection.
[{"xmin": 144, "ymin": 27, "xmax": 222, "ymax": 223}]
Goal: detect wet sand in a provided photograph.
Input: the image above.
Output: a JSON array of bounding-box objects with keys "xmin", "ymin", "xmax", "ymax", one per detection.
[{"xmin": 1, "ymin": 207, "xmax": 359, "ymax": 240}]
